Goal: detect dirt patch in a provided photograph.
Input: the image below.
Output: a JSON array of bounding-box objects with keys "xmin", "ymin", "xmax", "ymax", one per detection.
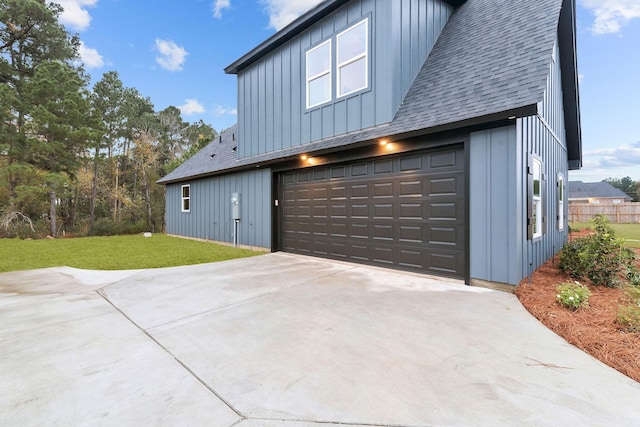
[{"xmin": 516, "ymin": 246, "xmax": 640, "ymax": 383}]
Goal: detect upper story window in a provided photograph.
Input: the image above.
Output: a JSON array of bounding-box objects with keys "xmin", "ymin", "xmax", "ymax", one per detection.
[
  {"xmin": 337, "ymin": 19, "xmax": 368, "ymax": 97},
  {"xmin": 181, "ymin": 184, "xmax": 190, "ymax": 212},
  {"xmin": 306, "ymin": 39, "xmax": 332, "ymax": 109},
  {"xmin": 305, "ymin": 18, "xmax": 369, "ymax": 110}
]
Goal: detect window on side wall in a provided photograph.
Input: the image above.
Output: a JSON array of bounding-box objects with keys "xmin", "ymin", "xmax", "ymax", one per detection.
[
  {"xmin": 557, "ymin": 173, "xmax": 564, "ymax": 231},
  {"xmin": 306, "ymin": 39, "xmax": 332, "ymax": 109},
  {"xmin": 337, "ymin": 19, "xmax": 368, "ymax": 98},
  {"xmin": 528, "ymin": 156, "xmax": 544, "ymax": 240},
  {"xmin": 181, "ymin": 184, "xmax": 190, "ymax": 213}
]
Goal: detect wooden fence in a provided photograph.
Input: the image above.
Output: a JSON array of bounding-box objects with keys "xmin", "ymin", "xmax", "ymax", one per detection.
[{"xmin": 569, "ymin": 202, "xmax": 640, "ymax": 223}]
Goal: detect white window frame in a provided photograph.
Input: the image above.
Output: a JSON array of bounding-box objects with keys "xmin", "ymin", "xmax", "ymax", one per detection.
[
  {"xmin": 306, "ymin": 39, "xmax": 332, "ymax": 109},
  {"xmin": 336, "ymin": 19, "xmax": 369, "ymax": 98},
  {"xmin": 532, "ymin": 158, "xmax": 542, "ymax": 239},
  {"xmin": 181, "ymin": 184, "xmax": 190, "ymax": 213},
  {"xmin": 557, "ymin": 173, "xmax": 564, "ymax": 231}
]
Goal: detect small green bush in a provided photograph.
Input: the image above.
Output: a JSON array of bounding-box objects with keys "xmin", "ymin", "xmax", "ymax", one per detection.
[
  {"xmin": 616, "ymin": 286, "xmax": 640, "ymax": 333},
  {"xmin": 617, "ymin": 305, "xmax": 640, "ymax": 332},
  {"xmin": 91, "ymin": 218, "xmax": 119, "ymax": 236},
  {"xmin": 558, "ymin": 215, "xmax": 637, "ymax": 287},
  {"xmin": 556, "ymin": 281, "xmax": 591, "ymax": 310}
]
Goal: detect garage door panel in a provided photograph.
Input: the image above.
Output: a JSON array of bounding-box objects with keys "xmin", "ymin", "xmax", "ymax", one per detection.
[
  {"xmin": 351, "ymin": 204, "xmax": 369, "ymax": 218},
  {"xmin": 399, "ymin": 180, "xmax": 423, "ymax": 197},
  {"xmin": 373, "ymin": 182, "xmax": 393, "ymax": 198},
  {"xmin": 430, "ymin": 150, "xmax": 457, "ymax": 168},
  {"xmin": 374, "ymin": 159, "xmax": 393, "ymax": 174},
  {"xmin": 373, "ymin": 224, "xmax": 393, "ymax": 240},
  {"xmin": 351, "ymin": 184, "xmax": 369, "ymax": 198},
  {"xmin": 373, "ymin": 203, "xmax": 393, "ymax": 219},
  {"xmin": 428, "ymin": 225, "xmax": 462, "ymax": 246},
  {"xmin": 280, "ymin": 146, "xmax": 466, "ymax": 279}
]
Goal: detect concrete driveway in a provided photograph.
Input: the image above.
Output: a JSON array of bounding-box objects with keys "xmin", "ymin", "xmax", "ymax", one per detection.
[{"xmin": 2, "ymin": 253, "xmax": 640, "ymax": 426}]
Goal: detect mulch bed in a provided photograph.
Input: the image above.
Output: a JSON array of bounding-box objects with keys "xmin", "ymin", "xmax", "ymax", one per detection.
[{"xmin": 515, "ymin": 231, "xmax": 640, "ymax": 383}]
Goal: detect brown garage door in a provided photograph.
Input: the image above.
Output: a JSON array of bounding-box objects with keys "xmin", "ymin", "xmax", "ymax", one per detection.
[{"xmin": 279, "ymin": 146, "xmax": 466, "ymax": 279}]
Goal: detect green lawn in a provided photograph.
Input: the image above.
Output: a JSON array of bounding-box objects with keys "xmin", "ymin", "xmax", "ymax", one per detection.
[
  {"xmin": 0, "ymin": 234, "xmax": 263, "ymax": 273},
  {"xmin": 569, "ymin": 222, "xmax": 640, "ymax": 248}
]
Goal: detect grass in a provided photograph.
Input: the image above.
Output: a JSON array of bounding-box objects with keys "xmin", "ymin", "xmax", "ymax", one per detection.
[
  {"xmin": 0, "ymin": 234, "xmax": 263, "ymax": 272},
  {"xmin": 569, "ymin": 222, "xmax": 640, "ymax": 248}
]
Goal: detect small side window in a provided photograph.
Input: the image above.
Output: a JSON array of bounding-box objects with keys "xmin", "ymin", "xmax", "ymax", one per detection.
[
  {"xmin": 181, "ymin": 185, "xmax": 190, "ymax": 212},
  {"xmin": 557, "ymin": 173, "xmax": 564, "ymax": 231},
  {"xmin": 532, "ymin": 158, "xmax": 542, "ymax": 238}
]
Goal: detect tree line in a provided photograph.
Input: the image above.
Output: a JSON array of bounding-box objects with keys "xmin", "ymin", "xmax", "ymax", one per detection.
[
  {"xmin": 604, "ymin": 177, "xmax": 640, "ymax": 202},
  {"xmin": 0, "ymin": 0, "xmax": 216, "ymax": 238}
]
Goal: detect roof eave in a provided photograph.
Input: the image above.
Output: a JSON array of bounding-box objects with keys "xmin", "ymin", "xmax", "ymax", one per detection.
[{"xmin": 559, "ymin": 0, "xmax": 582, "ymax": 170}]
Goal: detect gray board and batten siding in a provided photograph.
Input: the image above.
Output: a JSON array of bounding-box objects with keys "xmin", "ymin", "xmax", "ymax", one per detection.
[
  {"xmin": 165, "ymin": 168, "xmax": 272, "ymax": 249},
  {"xmin": 469, "ymin": 34, "xmax": 569, "ymax": 287},
  {"xmin": 235, "ymin": 0, "xmax": 453, "ymax": 158}
]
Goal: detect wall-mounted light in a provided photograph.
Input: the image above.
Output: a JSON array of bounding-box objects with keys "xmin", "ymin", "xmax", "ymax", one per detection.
[
  {"xmin": 300, "ymin": 154, "xmax": 308, "ymax": 161},
  {"xmin": 379, "ymin": 139, "xmax": 389, "ymax": 146}
]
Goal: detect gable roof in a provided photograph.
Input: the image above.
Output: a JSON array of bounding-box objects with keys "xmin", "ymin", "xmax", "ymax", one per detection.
[
  {"xmin": 159, "ymin": 0, "xmax": 581, "ymax": 185},
  {"xmin": 568, "ymin": 181, "xmax": 633, "ymax": 201},
  {"xmin": 224, "ymin": 0, "xmax": 466, "ymax": 75}
]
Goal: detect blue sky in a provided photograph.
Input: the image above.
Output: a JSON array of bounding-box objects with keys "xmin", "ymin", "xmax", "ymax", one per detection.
[{"xmin": 57, "ymin": 0, "xmax": 639, "ymax": 182}]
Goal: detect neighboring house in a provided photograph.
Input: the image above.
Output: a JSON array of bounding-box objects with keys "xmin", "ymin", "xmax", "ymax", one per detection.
[
  {"xmin": 159, "ymin": 0, "xmax": 581, "ymax": 290},
  {"xmin": 568, "ymin": 181, "xmax": 633, "ymax": 204}
]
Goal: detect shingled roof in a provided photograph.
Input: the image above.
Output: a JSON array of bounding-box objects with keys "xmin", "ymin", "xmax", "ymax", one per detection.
[
  {"xmin": 159, "ymin": 124, "xmax": 238, "ymax": 184},
  {"xmin": 568, "ymin": 181, "xmax": 633, "ymax": 201},
  {"xmin": 159, "ymin": 0, "xmax": 580, "ymax": 185}
]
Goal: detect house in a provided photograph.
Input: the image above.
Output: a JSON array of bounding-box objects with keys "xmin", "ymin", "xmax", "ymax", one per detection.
[
  {"xmin": 158, "ymin": 0, "xmax": 581, "ymax": 290},
  {"xmin": 569, "ymin": 181, "xmax": 632, "ymax": 204}
]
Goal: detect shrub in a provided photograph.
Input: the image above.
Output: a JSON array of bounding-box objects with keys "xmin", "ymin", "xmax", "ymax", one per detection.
[
  {"xmin": 617, "ymin": 305, "xmax": 640, "ymax": 332},
  {"xmin": 90, "ymin": 219, "xmax": 119, "ymax": 236},
  {"xmin": 556, "ymin": 281, "xmax": 591, "ymax": 310},
  {"xmin": 558, "ymin": 215, "xmax": 636, "ymax": 287},
  {"xmin": 616, "ymin": 285, "xmax": 640, "ymax": 333}
]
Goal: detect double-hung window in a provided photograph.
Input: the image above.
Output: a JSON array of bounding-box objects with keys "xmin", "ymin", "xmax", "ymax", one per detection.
[
  {"xmin": 306, "ymin": 39, "xmax": 332, "ymax": 109},
  {"xmin": 336, "ymin": 19, "xmax": 368, "ymax": 97},
  {"xmin": 306, "ymin": 18, "xmax": 369, "ymax": 109},
  {"xmin": 181, "ymin": 184, "xmax": 190, "ymax": 213},
  {"xmin": 557, "ymin": 173, "xmax": 564, "ymax": 230},
  {"xmin": 532, "ymin": 158, "xmax": 542, "ymax": 238}
]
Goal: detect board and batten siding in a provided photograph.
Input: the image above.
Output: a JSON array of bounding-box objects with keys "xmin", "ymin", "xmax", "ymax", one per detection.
[
  {"xmin": 470, "ymin": 35, "xmax": 569, "ymax": 287},
  {"xmin": 165, "ymin": 169, "xmax": 272, "ymax": 249},
  {"xmin": 236, "ymin": 0, "xmax": 453, "ymax": 158}
]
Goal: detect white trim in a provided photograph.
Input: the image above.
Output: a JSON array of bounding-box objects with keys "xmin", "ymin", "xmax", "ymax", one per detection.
[
  {"xmin": 336, "ymin": 19, "xmax": 369, "ymax": 98},
  {"xmin": 181, "ymin": 184, "xmax": 190, "ymax": 213},
  {"xmin": 306, "ymin": 39, "xmax": 332, "ymax": 109}
]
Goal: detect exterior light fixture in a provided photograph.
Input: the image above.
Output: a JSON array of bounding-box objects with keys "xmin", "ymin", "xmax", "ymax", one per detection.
[
  {"xmin": 300, "ymin": 154, "xmax": 308, "ymax": 161},
  {"xmin": 379, "ymin": 139, "xmax": 388, "ymax": 146}
]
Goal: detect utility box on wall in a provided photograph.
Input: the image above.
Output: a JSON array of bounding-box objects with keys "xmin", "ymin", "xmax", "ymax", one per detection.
[{"xmin": 231, "ymin": 192, "xmax": 241, "ymax": 220}]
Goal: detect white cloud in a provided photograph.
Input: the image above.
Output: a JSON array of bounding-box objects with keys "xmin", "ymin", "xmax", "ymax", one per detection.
[
  {"xmin": 154, "ymin": 39, "xmax": 188, "ymax": 72},
  {"xmin": 261, "ymin": 0, "xmax": 324, "ymax": 31},
  {"xmin": 578, "ymin": 74, "xmax": 585, "ymax": 84},
  {"xmin": 78, "ymin": 41, "xmax": 104, "ymax": 68},
  {"xmin": 213, "ymin": 0, "xmax": 231, "ymax": 19},
  {"xmin": 583, "ymin": 141, "xmax": 640, "ymax": 169},
  {"xmin": 214, "ymin": 105, "xmax": 238, "ymax": 116},
  {"xmin": 579, "ymin": 0, "xmax": 640, "ymax": 34},
  {"xmin": 179, "ymin": 99, "xmax": 206, "ymax": 115},
  {"xmin": 55, "ymin": 0, "xmax": 97, "ymax": 32}
]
